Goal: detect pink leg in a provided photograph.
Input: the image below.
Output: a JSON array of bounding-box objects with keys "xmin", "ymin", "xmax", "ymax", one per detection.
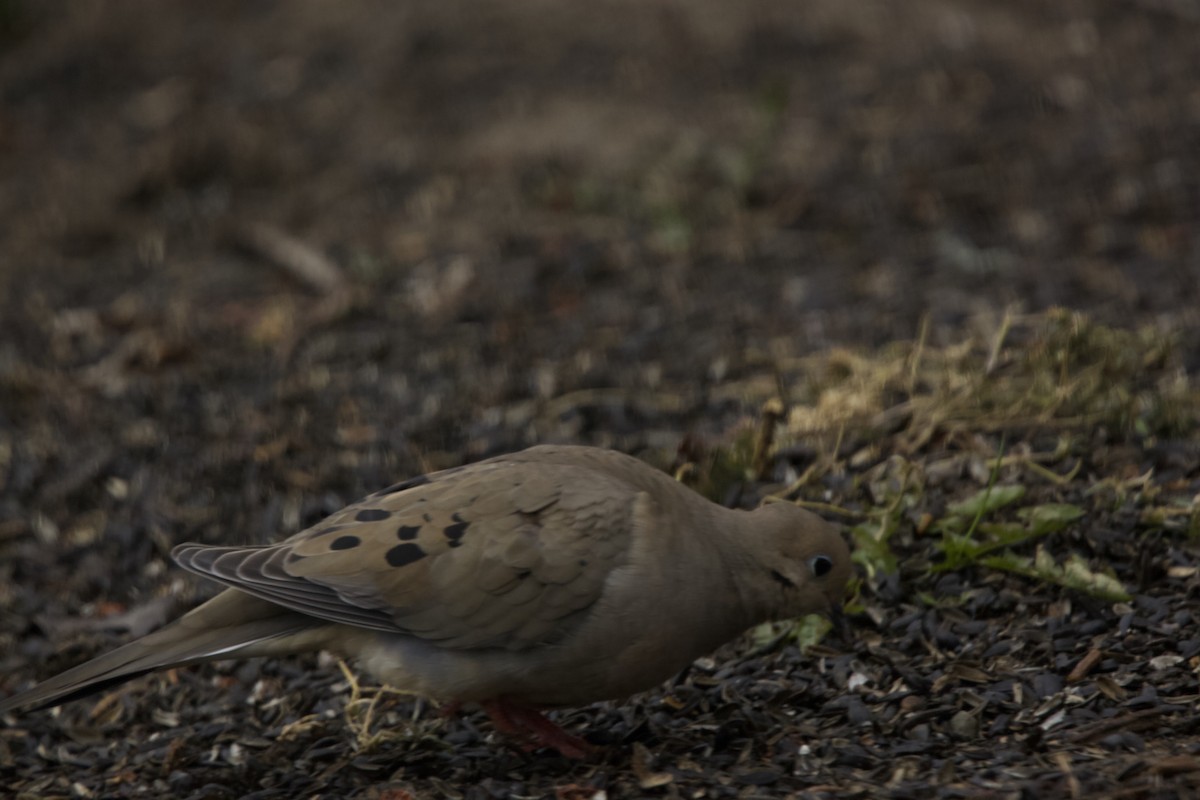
[{"xmin": 480, "ymin": 698, "xmax": 592, "ymax": 759}]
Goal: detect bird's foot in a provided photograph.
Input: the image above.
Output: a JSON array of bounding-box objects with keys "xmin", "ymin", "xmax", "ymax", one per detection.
[{"xmin": 480, "ymin": 697, "xmax": 592, "ymax": 760}]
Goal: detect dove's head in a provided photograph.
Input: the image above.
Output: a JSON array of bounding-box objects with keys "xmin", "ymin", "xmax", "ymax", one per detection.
[{"xmin": 745, "ymin": 501, "xmax": 852, "ymax": 619}]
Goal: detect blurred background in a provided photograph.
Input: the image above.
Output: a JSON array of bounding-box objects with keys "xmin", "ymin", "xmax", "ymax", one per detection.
[
  {"xmin": 1, "ymin": 1, "xmax": 1199, "ymax": 794},
  {"xmin": 3, "ymin": 0, "xmax": 1196, "ymax": 458},
  {"xmin": 4, "ymin": 4, "xmax": 1197, "ymax": 350}
]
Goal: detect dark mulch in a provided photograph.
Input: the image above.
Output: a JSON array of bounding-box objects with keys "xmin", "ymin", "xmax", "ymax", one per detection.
[{"xmin": 2, "ymin": 1, "xmax": 1199, "ymax": 798}]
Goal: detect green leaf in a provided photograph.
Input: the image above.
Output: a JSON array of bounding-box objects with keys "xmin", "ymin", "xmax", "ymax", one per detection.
[
  {"xmin": 750, "ymin": 614, "xmax": 833, "ymax": 652},
  {"xmin": 851, "ymin": 520, "xmax": 899, "ymax": 575},
  {"xmin": 946, "ymin": 484, "xmax": 1026, "ymax": 518},
  {"xmin": 935, "ymin": 499, "xmax": 1085, "ymax": 571},
  {"xmin": 981, "ymin": 546, "xmax": 1131, "ymax": 601},
  {"xmin": 975, "ymin": 521, "xmax": 1029, "ymax": 542},
  {"xmin": 978, "ymin": 550, "xmax": 1029, "ymax": 572},
  {"xmin": 1017, "ymin": 503, "xmax": 1084, "ymax": 535},
  {"xmin": 1058, "ymin": 553, "xmax": 1131, "ymax": 601},
  {"xmin": 916, "ymin": 590, "xmax": 966, "ymax": 608},
  {"xmin": 935, "ymin": 531, "xmax": 984, "ymax": 571}
]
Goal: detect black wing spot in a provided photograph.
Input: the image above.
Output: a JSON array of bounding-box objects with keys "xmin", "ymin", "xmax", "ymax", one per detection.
[
  {"xmin": 769, "ymin": 569, "xmax": 796, "ymax": 588},
  {"xmin": 386, "ymin": 543, "xmax": 427, "ymax": 568},
  {"xmin": 397, "ymin": 524, "xmax": 421, "ymax": 541},
  {"xmin": 355, "ymin": 508, "xmax": 392, "ymax": 522},
  {"xmin": 444, "ymin": 514, "xmax": 469, "ymax": 542},
  {"xmin": 331, "ymin": 535, "xmax": 361, "ymax": 551}
]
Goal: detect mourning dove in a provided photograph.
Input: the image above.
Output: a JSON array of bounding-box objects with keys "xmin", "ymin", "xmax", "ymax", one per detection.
[{"xmin": 0, "ymin": 445, "xmax": 850, "ymax": 758}]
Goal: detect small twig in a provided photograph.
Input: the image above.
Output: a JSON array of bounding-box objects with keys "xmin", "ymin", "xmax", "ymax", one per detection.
[
  {"xmin": 908, "ymin": 312, "xmax": 929, "ymax": 394},
  {"xmin": 783, "ymin": 499, "xmax": 863, "ymax": 519},
  {"xmin": 336, "ymin": 659, "xmax": 417, "ymax": 751},
  {"xmin": 985, "ymin": 307, "xmax": 1015, "ymax": 375},
  {"xmin": 235, "ymin": 222, "xmax": 347, "ymax": 295},
  {"xmin": 751, "ymin": 398, "xmax": 786, "ymax": 480},
  {"xmin": 1066, "ymin": 647, "xmax": 1104, "ymax": 683},
  {"xmin": 1053, "ymin": 751, "xmax": 1081, "ymax": 799},
  {"xmin": 1021, "ymin": 458, "xmax": 1082, "ymax": 486},
  {"xmin": 1068, "ymin": 708, "xmax": 1180, "ymax": 744}
]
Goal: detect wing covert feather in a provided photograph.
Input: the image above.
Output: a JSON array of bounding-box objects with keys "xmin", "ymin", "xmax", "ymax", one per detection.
[{"xmin": 173, "ymin": 459, "xmax": 643, "ymax": 650}]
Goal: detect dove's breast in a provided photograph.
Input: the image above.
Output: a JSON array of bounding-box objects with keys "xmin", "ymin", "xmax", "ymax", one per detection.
[{"xmin": 341, "ymin": 523, "xmax": 752, "ymax": 708}]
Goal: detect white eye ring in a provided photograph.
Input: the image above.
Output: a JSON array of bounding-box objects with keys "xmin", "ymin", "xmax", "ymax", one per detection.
[{"xmin": 809, "ymin": 555, "xmax": 834, "ymax": 578}]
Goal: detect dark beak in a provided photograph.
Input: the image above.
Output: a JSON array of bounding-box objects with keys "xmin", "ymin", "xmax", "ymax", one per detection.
[{"xmin": 826, "ymin": 604, "xmax": 848, "ymax": 639}]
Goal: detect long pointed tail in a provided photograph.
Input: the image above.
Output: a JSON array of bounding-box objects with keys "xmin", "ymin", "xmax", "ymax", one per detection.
[{"xmin": 0, "ymin": 590, "xmax": 322, "ymax": 714}]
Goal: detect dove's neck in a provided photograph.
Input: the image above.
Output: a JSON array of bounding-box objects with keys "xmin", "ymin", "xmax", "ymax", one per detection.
[{"xmin": 706, "ymin": 507, "xmax": 792, "ymax": 629}]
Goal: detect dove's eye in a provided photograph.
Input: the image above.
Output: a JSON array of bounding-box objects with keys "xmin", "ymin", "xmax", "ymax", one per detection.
[{"xmin": 808, "ymin": 555, "xmax": 834, "ymax": 578}]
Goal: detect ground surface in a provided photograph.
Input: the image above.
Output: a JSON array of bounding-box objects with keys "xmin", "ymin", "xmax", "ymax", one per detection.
[{"xmin": 1, "ymin": 1, "xmax": 1199, "ymax": 798}]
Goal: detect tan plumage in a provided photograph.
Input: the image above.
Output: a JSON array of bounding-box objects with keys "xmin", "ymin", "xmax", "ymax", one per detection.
[{"xmin": 0, "ymin": 445, "xmax": 851, "ymax": 757}]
